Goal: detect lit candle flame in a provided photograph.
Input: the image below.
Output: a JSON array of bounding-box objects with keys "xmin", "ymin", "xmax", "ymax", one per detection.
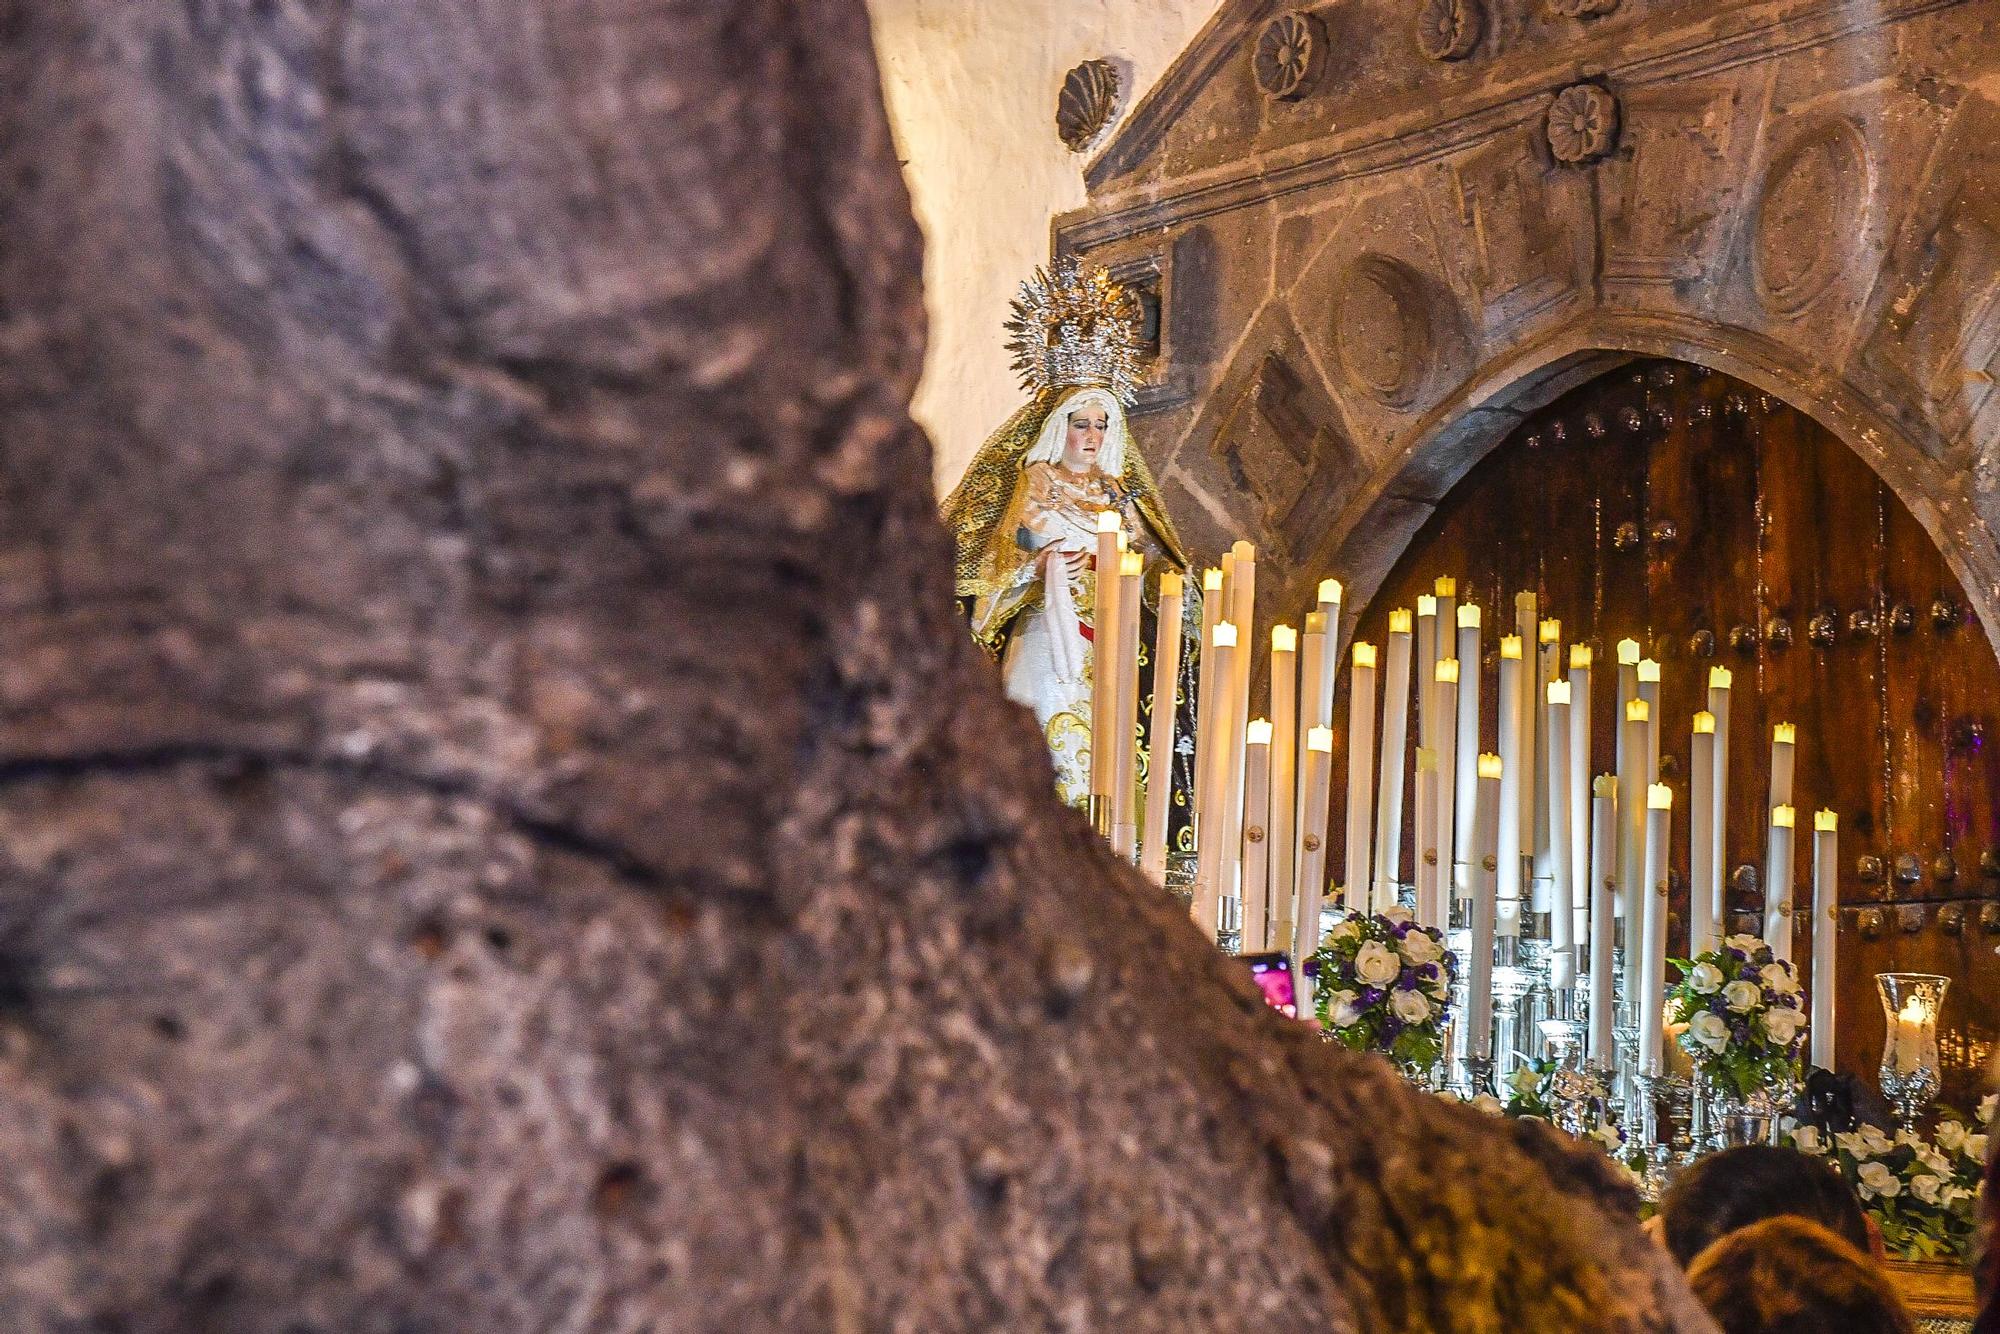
[
  {"xmin": 1436, "ymin": 658, "xmax": 1461, "ymax": 684},
  {"xmin": 1478, "ymin": 753, "xmax": 1504, "ymax": 780},
  {"xmin": 1272, "ymin": 624, "xmax": 1298, "ymax": 653}
]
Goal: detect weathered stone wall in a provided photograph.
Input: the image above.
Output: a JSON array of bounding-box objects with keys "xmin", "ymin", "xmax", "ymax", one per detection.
[
  {"xmin": 0, "ymin": 1, "xmax": 1715, "ymax": 1330},
  {"xmin": 1060, "ymin": 0, "xmax": 2000, "ymax": 645}
]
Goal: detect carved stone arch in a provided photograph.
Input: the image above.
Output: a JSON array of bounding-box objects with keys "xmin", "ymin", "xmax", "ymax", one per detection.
[{"xmin": 1323, "ymin": 312, "xmax": 2000, "ymax": 655}]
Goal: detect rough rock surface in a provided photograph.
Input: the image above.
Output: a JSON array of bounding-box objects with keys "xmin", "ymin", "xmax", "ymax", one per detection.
[{"xmin": 0, "ymin": 2, "xmax": 1714, "ymax": 1330}]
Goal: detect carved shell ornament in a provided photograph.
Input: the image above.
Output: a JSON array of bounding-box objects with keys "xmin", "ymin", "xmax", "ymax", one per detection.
[
  {"xmin": 1056, "ymin": 58, "xmax": 1120, "ymax": 153},
  {"xmin": 1547, "ymin": 84, "xmax": 1619, "ymax": 163},
  {"xmin": 1254, "ymin": 11, "xmax": 1328, "ymax": 102},
  {"xmin": 1416, "ymin": 0, "xmax": 1483, "ymax": 62}
]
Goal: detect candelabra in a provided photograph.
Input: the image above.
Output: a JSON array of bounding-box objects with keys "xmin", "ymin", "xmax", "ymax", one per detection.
[
  {"xmin": 1633, "ymin": 1073, "xmax": 1694, "ymax": 1201},
  {"xmin": 1492, "ymin": 934, "xmax": 1535, "ymax": 1082}
]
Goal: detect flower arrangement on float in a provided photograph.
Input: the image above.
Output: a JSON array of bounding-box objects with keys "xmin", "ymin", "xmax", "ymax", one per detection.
[
  {"xmin": 1311, "ymin": 908, "xmax": 1456, "ymax": 1076},
  {"xmin": 1791, "ymin": 1095, "xmax": 1994, "ymax": 1262},
  {"xmin": 1667, "ymin": 934, "xmax": 1806, "ymax": 1107}
]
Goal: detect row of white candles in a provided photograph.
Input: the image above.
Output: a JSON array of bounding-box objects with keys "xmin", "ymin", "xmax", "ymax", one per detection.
[{"xmin": 1097, "ymin": 525, "xmax": 1848, "ymax": 1076}]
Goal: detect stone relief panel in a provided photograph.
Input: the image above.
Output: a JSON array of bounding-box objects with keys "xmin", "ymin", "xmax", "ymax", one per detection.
[
  {"xmin": 1750, "ymin": 117, "xmax": 1871, "ymax": 317},
  {"xmin": 1335, "ymin": 255, "xmax": 1437, "ymax": 409},
  {"xmin": 1428, "ymin": 127, "xmax": 1587, "ymax": 341},
  {"xmin": 1599, "ymin": 80, "xmax": 1763, "ymax": 297},
  {"xmin": 1143, "ymin": 299, "xmax": 1365, "ymax": 582}
]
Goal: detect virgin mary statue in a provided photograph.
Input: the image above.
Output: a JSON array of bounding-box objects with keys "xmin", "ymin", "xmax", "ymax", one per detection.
[{"xmin": 943, "ymin": 260, "xmax": 1191, "ymax": 813}]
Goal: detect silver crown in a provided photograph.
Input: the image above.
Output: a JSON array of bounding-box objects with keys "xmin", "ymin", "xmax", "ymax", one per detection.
[{"xmin": 1005, "ymin": 257, "xmax": 1143, "ymax": 406}]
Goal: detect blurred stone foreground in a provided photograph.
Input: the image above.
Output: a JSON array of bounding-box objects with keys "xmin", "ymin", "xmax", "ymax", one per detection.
[{"xmin": 0, "ymin": 2, "xmax": 1713, "ymax": 1330}]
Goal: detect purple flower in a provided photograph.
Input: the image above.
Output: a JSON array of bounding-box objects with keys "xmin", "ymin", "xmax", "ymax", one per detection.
[{"xmin": 1420, "ymin": 963, "xmax": 1439, "ymax": 980}]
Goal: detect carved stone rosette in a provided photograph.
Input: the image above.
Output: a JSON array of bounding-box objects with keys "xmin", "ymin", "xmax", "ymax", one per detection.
[
  {"xmin": 1417, "ymin": 0, "xmax": 1483, "ymax": 62},
  {"xmin": 1547, "ymin": 83, "xmax": 1619, "ymax": 163},
  {"xmin": 1057, "ymin": 58, "xmax": 1120, "ymax": 153},
  {"xmin": 1254, "ymin": 10, "xmax": 1329, "ymax": 101}
]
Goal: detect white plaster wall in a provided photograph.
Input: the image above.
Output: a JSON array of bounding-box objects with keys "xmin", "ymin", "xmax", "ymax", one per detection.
[{"xmin": 866, "ymin": 0, "xmax": 1222, "ymax": 492}]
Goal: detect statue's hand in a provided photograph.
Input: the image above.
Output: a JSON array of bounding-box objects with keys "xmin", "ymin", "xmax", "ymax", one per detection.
[{"xmin": 1039, "ymin": 547, "xmax": 1088, "ymax": 580}]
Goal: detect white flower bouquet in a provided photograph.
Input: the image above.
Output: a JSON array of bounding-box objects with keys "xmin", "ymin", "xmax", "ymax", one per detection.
[
  {"xmin": 1311, "ymin": 908, "xmax": 1457, "ymax": 1075},
  {"xmin": 1666, "ymin": 935, "xmax": 1806, "ymax": 1100},
  {"xmin": 1791, "ymin": 1094, "xmax": 1994, "ymax": 1261}
]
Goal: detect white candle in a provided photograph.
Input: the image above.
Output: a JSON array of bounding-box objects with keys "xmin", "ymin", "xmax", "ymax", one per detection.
[
  {"xmin": 1467, "ymin": 754, "xmax": 1503, "ymax": 1062},
  {"xmin": 1496, "ymin": 635, "xmax": 1525, "ymax": 938},
  {"xmin": 1111, "ymin": 549, "xmax": 1145, "ymax": 858},
  {"xmin": 1296, "ymin": 612, "xmax": 1329, "ymax": 899},
  {"xmin": 1089, "ymin": 511, "xmax": 1125, "ymax": 827},
  {"xmin": 1416, "ymin": 596, "xmax": 1439, "ymax": 752},
  {"xmin": 1191, "ymin": 567, "xmax": 1223, "ymax": 863},
  {"xmin": 1223, "ymin": 542, "xmax": 1257, "ymax": 906},
  {"xmin": 1414, "ymin": 746, "xmax": 1441, "ymax": 930},
  {"xmin": 1892, "ymin": 995, "xmax": 1927, "ymax": 1075},
  {"xmin": 1613, "ymin": 640, "xmax": 1642, "ymax": 920},
  {"xmin": 1344, "ymin": 642, "xmax": 1378, "ymax": 911},
  {"xmin": 1433, "ymin": 578, "xmax": 1458, "ymax": 679},
  {"xmin": 1317, "ymin": 579, "xmax": 1345, "ymax": 702},
  {"xmin": 1293, "ymin": 728, "xmax": 1335, "ymax": 1011},
  {"xmin": 1766, "ymin": 804, "xmax": 1796, "ymax": 963},
  {"xmin": 1268, "ymin": 625, "xmax": 1299, "ymax": 957},
  {"xmin": 1618, "ymin": 699, "xmax": 1651, "ymax": 942},
  {"xmin": 1139, "ymin": 570, "xmax": 1185, "ymax": 884},
  {"xmin": 1514, "ymin": 594, "xmax": 1539, "ymax": 877},
  {"xmin": 1567, "ymin": 646, "xmax": 1594, "ymax": 957},
  {"xmin": 1588, "ymin": 774, "xmax": 1618, "ymax": 1062},
  {"xmin": 1242, "ymin": 719, "xmax": 1273, "ymax": 951},
  {"xmin": 1811, "ymin": 809, "xmax": 1839, "ymax": 1068},
  {"xmin": 1709, "ymin": 667, "xmax": 1733, "ymax": 930},
  {"xmin": 1545, "ymin": 680, "xmax": 1576, "ymax": 990},
  {"xmin": 1192, "ymin": 620, "xmax": 1237, "ymax": 937},
  {"xmin": 1452, "ymin": 607, "xmax": 1483, "ymax": 909},
  {"xmin": 1771, "ymin": 722, "xmax": 1797, "ymax": 811},
  {"xmin": 1533, "ymin": 618, "xmax": 1562, "ymax": 915},
  {"xmin": 1688, "ymin": 711, "xmax": 1718, "ymax": 955},
  {"xmin": 1433, "ymin": 658, "xmax": 1461, "ymax": 926},
  {"xmin": 1638, "ymin": 659, "xmax": 1662, "ymax": 784},
  {"xmin": 1639, "ymin": 784, "xmax": 1674, "ymax": 1077},
  {"xmin": 1374, "ymin": 610, "xmax": 1414, "ymax": 914}
]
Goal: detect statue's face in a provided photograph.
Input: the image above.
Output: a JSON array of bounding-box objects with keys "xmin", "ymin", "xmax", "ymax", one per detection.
[{"xmin": 1061, "ymin": 409, "xmax": 1109, "ymax": 471}]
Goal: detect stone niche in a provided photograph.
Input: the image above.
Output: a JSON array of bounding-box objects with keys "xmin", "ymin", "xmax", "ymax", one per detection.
[{"xmin": 1054, "ymin": 0, "xmax": 2000, "ymax": 650}]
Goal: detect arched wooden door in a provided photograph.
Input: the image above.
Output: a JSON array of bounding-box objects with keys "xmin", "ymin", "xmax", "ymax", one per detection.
[{"xmin": 1337, "ymin": 359, "xmax": 2000, "ymax": 1109}]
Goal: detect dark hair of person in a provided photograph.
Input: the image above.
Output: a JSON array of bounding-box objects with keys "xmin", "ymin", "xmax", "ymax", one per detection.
[
  {"xmin": 1687, "ymin": 1216, "xmax": 1912, "ymax": 1334},
  {"xmin": 1657, "ymin": 1143, "xmax": 1870, "ymax": 1268}
]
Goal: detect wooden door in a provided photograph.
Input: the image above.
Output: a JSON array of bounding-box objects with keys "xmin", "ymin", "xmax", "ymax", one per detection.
[{"xmin": 1335, "ymin": 359, "xmax": 2000, "ymax": 1110}]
